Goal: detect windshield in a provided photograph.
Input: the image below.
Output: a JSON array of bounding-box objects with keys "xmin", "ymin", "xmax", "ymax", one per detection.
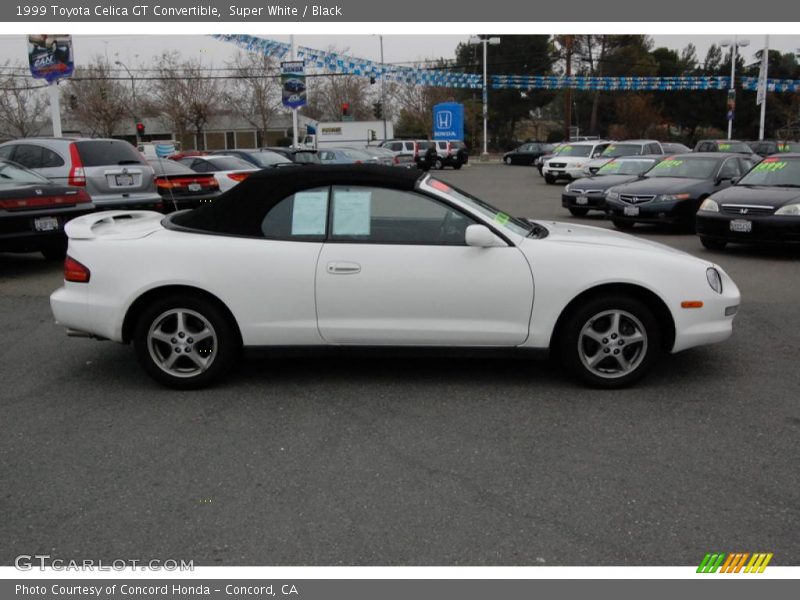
[
  {"xmin": 0, "ymin": 160, "xmax": 51, "ymax": 184},
  {"xmin": 292, "ymin": 151, "xmax": 321, "ymax": 164},
  {"xmin": 646, "ymin": 157, "xmax": 720, "ymax": 179},
  {"xmin": 250, "ymin": 152, "xmax": 292, "ymax": 167},
  {"xmin": 554, "ymin": 144, "xmax": 592, "ymax": 157},
  {"xmin": 206, "ymin": 156, "xmax": 254, "ymax": 171},
  {"xmin": 598, "ymin": 158, "xmax": 657, "ymax": 176},
  {"xmin": 738, "ymin": 157, "xmax": 800, "ymax": 186},
  {"xmin": 715, "ymin": 141, "xmax": 751, "ymax": 153},
  {"xmin": 425, "ymin": 177, "xmax": 531, "ymax": 237},
  {"xmin": 601, "ymin": 144, "xmax": 642, "ymax": 158}
]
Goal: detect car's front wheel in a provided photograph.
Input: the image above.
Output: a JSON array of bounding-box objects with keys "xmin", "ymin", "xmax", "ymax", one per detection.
[
  {"xmin": 700, "ymin": 237, "xmax": 727, "ymax": 250},
  {"xmin": 504, "ymin": 156, "xmax": 512, "ymax": 165},
  {"xmin": 611, "ymin": 218, "xmax": 635, "ymax": 230},
  {"xmin": 558, "ymin": 295, "xmax": 661, "ymax": 388},
  {"xmin": 568, "ymin": 207, "xmax": 589, "ymax": 217},
  {"xmin": 434, "ymin": 158, "xmax": 444, "ymax": 170},
  {"xmin": 544, "ymin": 175, "xmax": 556, "ymax": 184},
  {"xmin": 134, "ymin": 294, "xmax": 240, "ymax": 389}
]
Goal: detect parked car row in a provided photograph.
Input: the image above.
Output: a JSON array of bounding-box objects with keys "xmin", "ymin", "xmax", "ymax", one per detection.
[{"xmin": 557, "ymin": 148, "xmax": 800, "ymax": 250}]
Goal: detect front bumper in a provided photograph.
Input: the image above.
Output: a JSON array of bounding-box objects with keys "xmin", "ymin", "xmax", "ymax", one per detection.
[
  {"xmin": 562, "ymin": 192, "xmax": 607, "ymax": 210},
  {"xmin": 696, "ymin": 212, "xmax": 800, "ymax": 245},
  {"xmin": 605, "ymin": 197, "xmax": 699, "ymax": 225},
  {"xmin": 543, "ymin": 165, "xmax": 585, "ymax": 179}
]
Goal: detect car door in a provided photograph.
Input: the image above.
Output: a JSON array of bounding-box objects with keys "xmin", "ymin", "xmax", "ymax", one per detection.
[{"xmin": 315, "ymin": 185, "xmax": 534, "ymax": 346}]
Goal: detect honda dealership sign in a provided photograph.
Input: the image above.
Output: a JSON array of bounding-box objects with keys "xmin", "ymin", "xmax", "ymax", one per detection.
[
  {"xmin": 281, "ymin": 60, "xmax": 307, "ymax": 109},
  {"xmin": 432, "ymin": 102, "xmax": 464, "ymax": 141}
]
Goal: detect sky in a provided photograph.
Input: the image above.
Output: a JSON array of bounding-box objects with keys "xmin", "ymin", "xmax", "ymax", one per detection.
[{"xmin": 0, "ymin": 34, "xmax": 798, "ymax": 71}]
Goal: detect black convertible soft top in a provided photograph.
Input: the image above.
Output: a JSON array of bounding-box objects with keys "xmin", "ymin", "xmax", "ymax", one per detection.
[{"xmin": 170, "ymin": 165, "xmax": 424, "ymax": 236}]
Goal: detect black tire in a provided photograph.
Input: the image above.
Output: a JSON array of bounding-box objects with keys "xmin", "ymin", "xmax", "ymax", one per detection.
[
  {"xmin": 557, "ymin": 294, "xmax": 662, "ymax": 389},
  {"xmin": 568, "ymin": 207, "xmax": 589, "ymax": 217},
  {"xmin": 611, "ymin": 218, "xmax": 635, "ymax": 230},
  {"xmin": 544, "ymin": 175, "xmax": 556, "ymax": 184},
  {"xmin": 504, "ymin": 156, "xmax": 512, "ymax": 165},
  {"xmin": 452, "ymin": 162, "xmax": 463, "ymax": 170},
  {"xmin": 41, "ymin": 238, "xmax": 67, "ymax": 261},
  {"xmin": 133, "ymin": 293, "xmax": 241, "ymax": 390},
  {"xmin": 434, "ymin": 158, "xmax": 444, "ymax": 170},
  {"xmin": 700, "ymin": 237, "xmax": 727, "ymax": 250}
]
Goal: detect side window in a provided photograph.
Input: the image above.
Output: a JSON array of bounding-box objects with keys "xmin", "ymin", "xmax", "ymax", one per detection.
[
  {"xmin": 0, "ymin": 145, "xmax": 15, "ymax": 160},
  {"xmin": 330, "ymin": 186, "xmax": 477, "ymax": 245},
  {"xmin": 261, "ymin": 187, "xmax": 328, "ymax": 240},
  {"xmin": 40, "ymin": 147, "xmax": 65, "ymax": 168},
  {"xmin": 12, "ymin": 144, "xmax": 43, "ymax": 169},
  {"xmin": 648, "ymin": 143, "xmax": 661, "ymax": 154},
  {"xmin": 718, "ymin": 158, "xmax": 740, "ymax": 179},
  {"xmin": 319, "ymin": 150, "xmax": 335, "ymax": 161},
  {"xmin": 697, "ymin": 142, "xmax": 713, "ymax": 152}
]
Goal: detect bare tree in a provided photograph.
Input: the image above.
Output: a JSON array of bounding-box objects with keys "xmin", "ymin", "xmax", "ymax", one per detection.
[
  {"xmin": 0, "ymin": 61, "xmax": 48, "ymax": 139},
  {"xmin": 147, "ymin": 52, "xmax": 221, "ymax": 149},
  {"xmin": 61, "ymin": 56, "xmax": 129, "ymax": 137},
  {"xmin": 390, "ymin": 72, "xmax": 453, "ymax": 138},
  {"xmin": 224, "ymin": 51, "xmax": 283, "ymax": 145}
]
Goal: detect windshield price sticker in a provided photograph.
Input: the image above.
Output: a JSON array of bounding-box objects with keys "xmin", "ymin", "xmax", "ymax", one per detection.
[
  {"xmin": 601, "ymin": 161, "xmax": 621, "ymax": 172},
  {"xmin": 754, "ymin": 160, "xmax": 787, "ymax": 172},
  {"xmin": 718, "ymin": 143, "xmax": 732, "ymax": 151},
  {"xmin": 655, "ymin": 159, "xmax": 683, "ymax": 169}
]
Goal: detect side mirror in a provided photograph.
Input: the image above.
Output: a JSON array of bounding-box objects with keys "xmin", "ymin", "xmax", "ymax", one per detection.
[{"xmin": 465, "ymin": 224, "xmax": 505, "ymax": 248}]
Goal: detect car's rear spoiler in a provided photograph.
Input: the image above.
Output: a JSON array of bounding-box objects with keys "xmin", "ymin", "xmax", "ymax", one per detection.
[{"xmin": 64, "ymin": 210, "xmax": 165, "ymax": 240}]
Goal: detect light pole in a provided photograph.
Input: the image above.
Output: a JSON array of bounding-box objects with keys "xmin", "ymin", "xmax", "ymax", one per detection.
[
  {"xmin": 720, "ymin": 37, "xmax": 749, "ymax": 140},
  {"xmin": 114, "ymin": 60, "xmax": 138, "ymax": 143},
  {"xmin": 469, "ymin": 35, "xmax": 500, "ymax": 158},
  {"xmin": 379, "ymin": 35, "xmax": 387, "ymax": 142}
]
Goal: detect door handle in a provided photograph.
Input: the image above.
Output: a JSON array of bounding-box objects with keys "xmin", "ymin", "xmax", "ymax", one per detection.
[{"xmin": 327, "ymin": 261, "xmax": 361, "ymax": 275}]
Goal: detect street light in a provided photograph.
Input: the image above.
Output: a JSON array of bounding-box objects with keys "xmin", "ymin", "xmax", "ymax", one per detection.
[
  {"xmin": 468, "ymin": 35, "xmax": 500, "ymax": 158},
  {"xmin": 114, "ymin": 60, "xmax": 139, "ymax": 143},
  {"xmin": 720, "ymin": 37, "xmax": 750, "ymax": 140},
  {"xmin": 375, "ymin": 35, "xmax": 387, "ymax": 142}
]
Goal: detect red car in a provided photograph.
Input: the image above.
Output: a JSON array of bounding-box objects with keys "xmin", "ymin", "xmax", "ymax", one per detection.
[{"xmin": 148, "ymin": 158, "xmax": 221, "ymax": 211}]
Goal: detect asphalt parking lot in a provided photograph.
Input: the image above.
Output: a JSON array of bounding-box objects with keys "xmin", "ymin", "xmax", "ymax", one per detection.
[{"xmin": 1, "ymin": 163, "xmax": 798, "ymax": 566}]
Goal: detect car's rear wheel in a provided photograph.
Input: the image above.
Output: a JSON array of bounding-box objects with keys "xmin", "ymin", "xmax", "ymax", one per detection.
[
  {"xmin": 434, "ymin": 158, "xmax": 444, "ymax": 170},
  {"xmin": 134, "ymin": 294, "xmax": 240, "ymax": 389},
  {"xmin": 700, "ymin": 237, "xmax": 727, "ymax": 250},
  {"xmin": 568, "ymin": 207, "xmax": 589, "ymax": 217},
  {"xmin": 453, "ymin": 162, "xmax": 462, "ymax": 170},
  {"xmin": 504, "ymin": 156, "xmax": 512, "ymax": 165},
  {"xmin": 611, "ymin": 218, "xmax": 635, "ymax": 230},
  {"xmin": 558, "ymin": 295, "xmax": 662, "ymax": 388}
]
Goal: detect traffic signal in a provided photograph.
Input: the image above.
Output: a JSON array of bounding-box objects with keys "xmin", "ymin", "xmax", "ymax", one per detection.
[
  {"xmin": 342, "ymin": 102, "xmax": 350, "ymax": 117},
  {"xmin": 136, "ymin": 122, "xmax": 145, "ymax": 136},
  {"xmin": 372, "ymin": 102, "xmax": 383, "ymax": 119}
]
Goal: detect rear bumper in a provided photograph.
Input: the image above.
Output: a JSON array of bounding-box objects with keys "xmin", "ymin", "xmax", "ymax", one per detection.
[
  {"xmin": 91, "ymin": 193, "xmax": 164, "ymax": 211},
  {"xmin": 158, "ymin": 192, "xmax": 222, "ymax": 212},
  {"xmin": 696, "ymin": 212, "xmax": 800, "ymax": 244},
  {"xmin": 0, "ymin": 205, "xmax": 95, "ymax": 252}
]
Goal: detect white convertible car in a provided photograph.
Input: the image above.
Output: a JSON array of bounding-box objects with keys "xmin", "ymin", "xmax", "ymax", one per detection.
[{"xmin": 51, "ymin": 166, "xmax": 740, "ymax": 389}]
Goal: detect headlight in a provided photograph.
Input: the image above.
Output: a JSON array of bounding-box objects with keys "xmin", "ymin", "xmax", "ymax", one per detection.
[
  {"xmin": 606, "ymin": 191, "xmax": 619, "ymax": 201},
  {"xmin": 699, "ymin": 198, "xmax": 720, "ymax": 212},
  {"xmin": 657, "ymin": 193, "xmax": 691, "ymax": 202},
  {"xmin": 775, "ymin": 203, "xmax": 800, "ymax": 216},
  {"xmin": 564, "ymin": 183, "xmax": 573, "ymax": 192},
  {"xmin": 706, "ymin": 267, "xmax": 723, "ymax": 294}
]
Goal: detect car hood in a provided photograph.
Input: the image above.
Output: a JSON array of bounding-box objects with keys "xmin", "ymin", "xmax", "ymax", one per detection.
[
  {"xmin": 528, "ymin": 220, "xmax": 697, "ymax": 258},
  {"xmin": 569, "ymin": 174, "xmax": 640, "ymax": 190},
  {"xmin": 711, "ymin": 185, "xmax": 800, "ymax": 207},
  {"xmin": 611, "ymin": 176, "xmax": 709, "ymax": 195}
]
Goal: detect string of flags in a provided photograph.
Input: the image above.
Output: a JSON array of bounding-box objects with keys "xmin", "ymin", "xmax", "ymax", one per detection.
[
  {"xmin": 741, "ymin": 76, "xmax": 800, "ymax": 93},
  {"xmin": 212, "ymin": 34, "xmax": 800, "ymax": 93}
]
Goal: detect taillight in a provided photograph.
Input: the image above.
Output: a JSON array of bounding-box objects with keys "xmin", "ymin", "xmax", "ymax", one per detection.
[
  {"xmin": 156, "ymin": 177, "xmax": 175, "ymax": 190},
  {"xmin": 394, "ymin": 156, "xmax": 400, "ymax": 165},
  {"xmin": 64, "ymin": 256, "xmax": 90, "ymax": 283},
  {"xmin": 74, "ymin": 188, "xmax": 91, "ymax": 203},
  {"xmin": 227, "ymin": 172, "xmax": 250, "ymax": 182},
  {"xmin": 68, "ymin": 143, "xmax": 86, "ymax": 187}
]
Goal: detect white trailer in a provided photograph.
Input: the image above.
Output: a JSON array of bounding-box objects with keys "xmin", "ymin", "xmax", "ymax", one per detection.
[{"xmin": 300, "ymin": 120, "xmax": 394, "ymax": 148}]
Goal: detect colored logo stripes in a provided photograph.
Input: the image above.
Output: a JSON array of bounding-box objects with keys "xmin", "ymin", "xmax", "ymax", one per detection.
[{"xmin": 697, "ymin": 552, "xmax": 773, "ymax": 573}]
